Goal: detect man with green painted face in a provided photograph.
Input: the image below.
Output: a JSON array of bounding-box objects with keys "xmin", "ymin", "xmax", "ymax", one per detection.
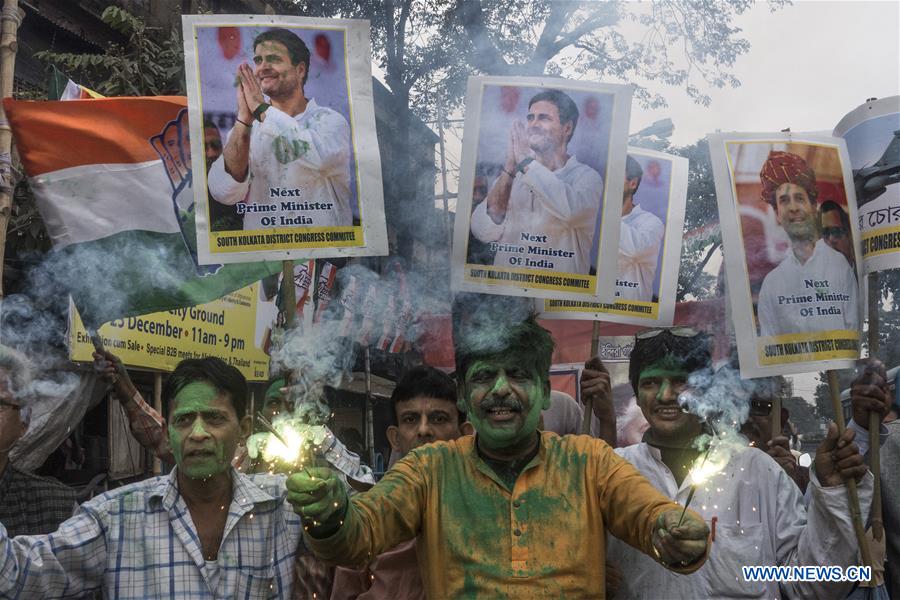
[
  {"xmin": 592, "ymin": 327, "xmax": 874, "ymax": 599},
  {"xmin": 0, "ymin": 357, "xmax": 309, "ymax": 598},
  {"xmin": 287, "ymin": 305, "xmax": 710, "ymax": 598}
]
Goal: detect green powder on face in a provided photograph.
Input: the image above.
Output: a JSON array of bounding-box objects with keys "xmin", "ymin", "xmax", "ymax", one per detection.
[
  {"xmin": 464, "ymin": 361, "xmax": 547, "ymax": 453},
  {"xmin": 169, "ymin": 381, "xmax": 230, "ymax": 480}
]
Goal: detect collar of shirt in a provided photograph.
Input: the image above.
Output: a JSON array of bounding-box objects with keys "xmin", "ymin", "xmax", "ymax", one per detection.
[
  {"xmin": 467, "ymin": 433, "xmax": 544, "ymax": 492},
  {"xmin": 149, "ymin": 466, "xmax": 284, "ymax": 513}
]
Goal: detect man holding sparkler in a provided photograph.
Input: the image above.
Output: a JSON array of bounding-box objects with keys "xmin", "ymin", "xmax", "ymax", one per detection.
[
  {"xmin": 0, "ymin": 357, "xmax": 309, "ymax": 598},
  {"xmin": 589, "ymin": 327, "xmax": 873, "ymax": 599},
  {"xmin": 330, "ymin": 365, "xmax": 473, "ymax": 599},
  {"xmin": 288, "ymin": 310, "xmax": 710, "ymax": 598}
]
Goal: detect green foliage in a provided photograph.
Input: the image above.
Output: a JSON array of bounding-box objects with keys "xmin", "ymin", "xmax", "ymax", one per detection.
[{"xmin": 34, "ymin": 6, "xmax": 185, "ymax": 96}]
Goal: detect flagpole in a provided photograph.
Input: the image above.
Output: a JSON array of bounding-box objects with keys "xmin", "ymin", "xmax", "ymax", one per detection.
[
  {"xmin": 580, "ymin": 320, "xmax": 601, "ymax": 435},
  {"xmin": 0, "ymin": 0, "xmax": 22, "ymax": 301},
  {"xmin": 867, "ymin": 271, "xmax": 883, "ymax": 542},
  {"xmin": 364, "ymin": 346, "xmax": 374, "ymax": 466},
  {"xmin": 826, "ymin": 369, "xmax": 873, "ymax": 571}
]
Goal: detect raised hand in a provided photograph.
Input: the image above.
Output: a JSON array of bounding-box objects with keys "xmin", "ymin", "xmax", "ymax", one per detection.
[
  {"xmin": 815, "ymin": 422, "xmax": 868, "ymax": 487},
  {"xmin": 851, "ymin": 359, "xmax": 890, "ymax": 429}
]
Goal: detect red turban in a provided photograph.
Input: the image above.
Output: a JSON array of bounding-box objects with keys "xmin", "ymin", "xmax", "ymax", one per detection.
[{"xmin": 759, "ymin": 151, "xmax": 817, "ymax": 205}]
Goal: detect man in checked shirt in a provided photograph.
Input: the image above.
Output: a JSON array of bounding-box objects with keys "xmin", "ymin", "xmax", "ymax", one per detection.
[{"xmin": 0, "ymin": 356, "xmax": 309, "ymax": 598}]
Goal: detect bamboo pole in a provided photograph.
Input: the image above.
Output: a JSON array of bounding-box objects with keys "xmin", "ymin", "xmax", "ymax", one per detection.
[
  {"xmin": 826, "ymin": 369, "xmax": 874, "ymax": 569},
  {"xmin": 770, "ymin": 396, "xmax": 781, "ymax": 444},
  {"xmin": 0, "ymin": 0, "xmax": 22, "ymax": 299},
  {"xmin": 152, "ymin": 372, "xmax": 163, "ymax": 475},
  {"xmin": 435, "ymin": 94, "xmax": 452, "ymax": 249},
  {"xmin": 364, "ymin": 346, "xmax": 375, "ymax": 466},
  {"xmin": 580, "ymin": 320, "xmax": 601, "ymax": 435},
  {"xmin": 867, "ymin": 271, "xmax": 883, "ymax": 542},
  {"xmin": 281, "ymin": 260, "xmax": 297, "ymax": 329}
]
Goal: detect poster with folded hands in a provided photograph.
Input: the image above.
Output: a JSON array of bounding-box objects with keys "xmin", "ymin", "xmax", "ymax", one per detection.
[
  {"xmin": 709, "ymin": 132, "xmax": 863, "ymax": 377},
  {"xmin": 183, "ymin": 14, "xmax": 386, "ymax": 264},
  {"xmin": 450, "ymin": 76, "xmax": 632, "ymax": 302},
  {"xmin": 539, "ymin": 147, "xmax": 688, "ymax": 325}
]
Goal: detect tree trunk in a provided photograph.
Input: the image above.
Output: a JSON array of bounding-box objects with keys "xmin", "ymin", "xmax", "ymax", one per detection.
[{"xmin": 0, "ymin": 0, "xmax": 22, "ymax": 298}]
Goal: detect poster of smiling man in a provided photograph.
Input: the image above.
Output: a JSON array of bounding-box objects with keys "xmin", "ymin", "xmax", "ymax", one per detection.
[
  {"xmin": 540, "ymin": 147, "xmax": 688, "ymax": 325},
  {"xmin": 451, "ymin": 76, "xmax": 632, "ymax": 302},
  {"xmin": 709, "ymin": 133, "xmax": 863, "ymax": 378},
  {"xmin": 183, "ymin": 15, "xmax": 387, "ymax": 265}
]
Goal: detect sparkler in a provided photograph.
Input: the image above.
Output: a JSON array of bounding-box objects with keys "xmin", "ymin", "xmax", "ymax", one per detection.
[{"xmin": 676, "ymin": 439, "xmax": 714, "ymax": 527}]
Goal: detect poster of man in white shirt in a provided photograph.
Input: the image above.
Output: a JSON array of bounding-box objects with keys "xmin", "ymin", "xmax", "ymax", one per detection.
[
  {"xmin": 183, "ymin": 16, "xmax": 387, "ymax": 265},
  {"xmin": 710, "ymin": 134, "xmax": 863, "ymax": 378},
  {"xmin": 451, "ymin": 77, "xmax": 632, "ymax": 302},
  {"xmin": 539, "ymin": 147, "xmax": 688, "ymax": 326}
]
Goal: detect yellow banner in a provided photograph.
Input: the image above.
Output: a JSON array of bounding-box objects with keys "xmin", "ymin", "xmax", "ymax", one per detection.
[
  {"xmin": 464, "ymin": 265, "xmax": 596, "ymax": 294},
  {"xmin": 542, "ymin": 298, "xmax": 659, "ymax": 320},
  {"xmin": 757, "ymin": 329, "xmax": 860, "ymax": 366},
  {"xmin": 861, "ymin": 224, "xmax": 900, "ymax": 258},
  {"xmin": 210, "ymin": 226, "xmax": 364, "ymax": 253},
  {"xmin": 69, "ymin": 284, "xmax": 270, "ymax": 381}
]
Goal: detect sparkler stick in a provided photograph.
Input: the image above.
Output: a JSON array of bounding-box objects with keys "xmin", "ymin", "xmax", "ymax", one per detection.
[
  {"xmin": 256, "ymin": 411, "xmax": 313, "ymax": 477},
  {"xmin": 676, "ymin": 442, "xmax": 712, "ymax": 527}
]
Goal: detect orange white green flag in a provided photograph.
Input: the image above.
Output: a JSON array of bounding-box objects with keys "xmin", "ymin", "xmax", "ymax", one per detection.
[{"xmin": 4, "ymin": 95, "xmax": 279, "ymax": 328}]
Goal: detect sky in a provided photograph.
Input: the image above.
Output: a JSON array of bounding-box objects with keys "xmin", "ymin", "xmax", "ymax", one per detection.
[{"xmin": 631, "ymin": 0, "xmax": 900, "ymax": 145}]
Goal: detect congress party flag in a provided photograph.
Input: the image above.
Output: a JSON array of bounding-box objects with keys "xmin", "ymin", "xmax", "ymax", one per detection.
[{"xmin": 4, "ymin": 96, "xmax": 280, "ymax": 328}]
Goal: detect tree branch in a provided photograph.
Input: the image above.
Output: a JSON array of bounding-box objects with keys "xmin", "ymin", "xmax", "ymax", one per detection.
[
  {"xmin": 531, "ymin": 2, "xmax": 572, "ymax": 67},
  {"xmin": 455, "ymin": 0, "xmax": 510, "ymax": 74},
  {"xmin": 678, "ymin": 239, "xmax": 721, "ymax": 301}
]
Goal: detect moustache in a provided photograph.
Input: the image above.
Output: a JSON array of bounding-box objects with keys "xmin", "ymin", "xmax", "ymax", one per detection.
[{"xmin": 480, "ymin": 396, "xmax": 523, "ymax": 413}]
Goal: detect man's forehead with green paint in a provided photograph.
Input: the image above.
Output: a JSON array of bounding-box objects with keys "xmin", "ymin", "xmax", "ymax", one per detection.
[
  {"xmin": 171, "ymin": 381, "xmax": 231, "ymax": 418},
  {"xmin": 637, "ymin": 355, "xmax": 690, "ymax": 383},
  {"xmin": 265, "ymin": 377, "xmax": 287, "ymax": 401}
]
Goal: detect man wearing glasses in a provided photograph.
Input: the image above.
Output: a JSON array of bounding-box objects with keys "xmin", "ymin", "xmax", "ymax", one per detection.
[
  {"xmin": 0, "ymin": 346, "xmax": 76, "ymax": 537},
  {"xmin": 819, "ymin": 200, "xmax": 856, "ymax": 270},
  {"xmin": 585, "ymin": 327, "xmax": 873, "ymax": 599}
]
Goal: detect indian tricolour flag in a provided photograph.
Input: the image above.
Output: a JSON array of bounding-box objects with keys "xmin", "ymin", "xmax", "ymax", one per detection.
[{"xmin": 4, "ymin": 96, "xmax": 278, "ymax": 327}]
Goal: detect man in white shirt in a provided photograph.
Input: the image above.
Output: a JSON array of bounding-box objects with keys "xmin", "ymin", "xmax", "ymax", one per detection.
[
  {"xmin": 617, "ymin": 155, "xmax": 664, "ymax": 301},
  {"xmin": 584, "ymin": 327, "xmax": 873, "ymax": 599},
  {"xmin": 207, "ymin": 28, "xmax": 352, "ymax": 231},
  {"xmin": 469, "ymin": 89, "xmax": 603, "ymax": 275},
  {"xmin": 756, "ymin": 151, "xmax": 859, "ymax": 337}
]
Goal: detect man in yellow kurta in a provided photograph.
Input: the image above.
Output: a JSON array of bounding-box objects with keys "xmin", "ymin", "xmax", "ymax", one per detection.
[{"xmin": 287, "ymin": 308, "xmax": 709, "ymax": 598}]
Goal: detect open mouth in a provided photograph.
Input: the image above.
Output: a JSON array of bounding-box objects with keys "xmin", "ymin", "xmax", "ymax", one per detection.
[
  {"xmin": 186, "ymin": 449, "xmax": 215, "ymax": 458},
  {"xmin": 485, "ymin": 406, "xmax": 521, "ymax": 422}
]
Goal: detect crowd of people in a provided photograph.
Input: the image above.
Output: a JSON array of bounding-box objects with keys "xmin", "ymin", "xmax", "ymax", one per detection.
[{"xmin": 0, "ymin": 300, "xmax": 897, "ymax": 598}]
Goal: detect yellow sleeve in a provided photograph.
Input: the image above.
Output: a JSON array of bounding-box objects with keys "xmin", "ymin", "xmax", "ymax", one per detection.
[
  {"xmin": 304, "ymin": 450, "xmax": 428, "ymax": 568},
  {"xmin": 593, "ymin": 442, "xmax": 707, "ymax": 574}
]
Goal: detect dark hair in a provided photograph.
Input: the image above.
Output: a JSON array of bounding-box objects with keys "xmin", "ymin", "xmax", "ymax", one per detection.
[
  {"xmin": 452, "ymin": 293, "xmax": 554, "ymax": 389},
  {"xmin": 818, "ymin": 199, "xmax": 850, "ymax": 230},
  {"xmin": 391, "ymin": 366, "xmax": 464, "ymax": 423},
  {"xmin": 628, "ymin": 330, "xmax": 712, "ymax": 396},
  {"xmin": 253, "ymin": 28, "xmax": 311, "ymax": 86},
  {"xmin": 528, "ymin": 89, "xmax": 579, "ymax": 143},
  {"xmin": 202, "ymin": 118, "xmax": 219, "ymax": 132},
  {"xmin": 625, "ymin": 154, "xmax": 643, "ymax": 194},
  {"xmin": 162, "ymin": 357, "xmax": 248, "ymax": 419}
]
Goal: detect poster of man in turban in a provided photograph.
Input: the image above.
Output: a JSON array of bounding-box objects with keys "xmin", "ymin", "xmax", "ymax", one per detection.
[{"xmin": 709, "ymin": 133, "xmax": 863, "ymax": 378}]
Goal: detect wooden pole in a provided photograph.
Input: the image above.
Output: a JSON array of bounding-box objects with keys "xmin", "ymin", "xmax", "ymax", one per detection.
[
  {"xmin": 364, "ymin": 346, "xmax": 375, "ymax": 466},
  {"xmin": 827, "ymin": 369, "xmax": 874, "ymax": 569},
  {"xmin": 152, "ymin": 372, "xmax": 163, "ymax": 475},
  {"xmin": 435, "ymin": 94, "xmax": 452, "ymax": 249},
  {"xmin": 580, "ymin": 320, "xmax": 601, "ymax": 435},
  {"xmin": 0, "ymin": 0, "xmax": 22, "ymax": 299},
  {"xmin": 867, "ymin": 271, "xmax": 883, "ymax": 542},
  {"xmin": 281, "ymin": 260, "xmax": 297, "ymax": 329},
  {"xmin": 770, "ymin": 396, "xmax": 781, "ymax": 444}
]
